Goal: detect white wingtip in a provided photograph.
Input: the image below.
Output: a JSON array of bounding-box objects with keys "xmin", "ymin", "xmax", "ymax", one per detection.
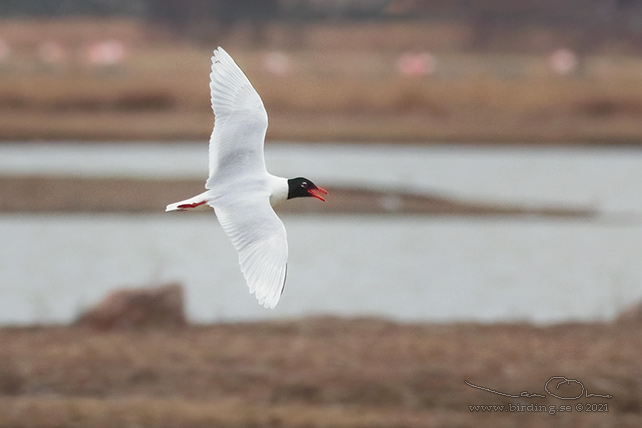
[
  {"xmin": 261, "ymin": 299, "xmax": 278, "ymax": 309},
  {"xmin": 235, "ymin": 238, "xmax": 287, "ymax": 310},
  {"xmin": 258, "ymin": 294, "xmax": 280, "ymax": 309},
  {"xmin": 246, "ymin": 262, "xmax": 286, "ymax": 309}
]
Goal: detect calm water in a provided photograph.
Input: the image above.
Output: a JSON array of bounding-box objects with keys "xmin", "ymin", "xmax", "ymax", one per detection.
[{"xmin": 1, "ymin": 142, "xmax": 642, "ymax": 325}]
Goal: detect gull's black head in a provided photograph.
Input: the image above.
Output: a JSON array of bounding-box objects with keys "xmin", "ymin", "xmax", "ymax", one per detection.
[{"xmin": 287, "ymin": 177, "xmax": 328, "ymax": 201}]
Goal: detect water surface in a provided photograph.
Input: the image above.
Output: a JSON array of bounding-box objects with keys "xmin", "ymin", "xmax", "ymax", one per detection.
[
  {"xmin": 1, "ymin": 142, "xmax": 641, "ymax": 324},
  {"xmin": 1, "ymin": 213, "xmax": 640, "ymax": 325}
]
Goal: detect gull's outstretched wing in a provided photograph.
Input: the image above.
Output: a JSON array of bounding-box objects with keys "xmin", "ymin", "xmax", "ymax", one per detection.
[
  {"xmin": 206, "ymin": 47, "xmax": 268, "ymax": 188},
  {"xmin": 213, "ymin": 198, "xmax": 288, "ymax": 308},
  {"xmin": 205, "ymin": 47, "xmax": 286, "ymax": 308}
]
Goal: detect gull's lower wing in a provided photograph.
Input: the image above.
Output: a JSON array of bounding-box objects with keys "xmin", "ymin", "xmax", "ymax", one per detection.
[{"xmin": 212, "ymin": 198, "xmax": 288, "ymax": 308}]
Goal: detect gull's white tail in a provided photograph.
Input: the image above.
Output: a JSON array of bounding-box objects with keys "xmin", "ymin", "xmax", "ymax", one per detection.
[{"xmin": 165, "ymin": 191, "xmax": 211, "ymax": 212}]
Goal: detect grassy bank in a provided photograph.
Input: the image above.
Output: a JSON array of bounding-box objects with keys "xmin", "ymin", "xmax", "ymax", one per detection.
[{"xmin": 0, "ymin": 317, "xmax": 640, "ymax": 427}]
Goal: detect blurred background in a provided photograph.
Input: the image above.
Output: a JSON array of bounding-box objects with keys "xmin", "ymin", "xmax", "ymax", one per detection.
[
  {"xmin": 2, "ymin": 0, "xmax": 642, "ymax": 142},
  {"xmin": 1, "ymin": 1, "xmax": 642, "ymax": 426}
]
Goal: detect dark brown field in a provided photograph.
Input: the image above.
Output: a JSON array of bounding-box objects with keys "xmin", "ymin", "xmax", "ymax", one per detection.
[{"xmin": 0, "ymin": 318, "xmax": 640, "ymax": 427}]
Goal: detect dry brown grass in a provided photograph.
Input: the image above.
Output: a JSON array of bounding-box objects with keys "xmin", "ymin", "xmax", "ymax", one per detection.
[
  {"xmin": 0, "ymin": 318, "xmax": 640, "ymax": 427},
  {"xmin": 4, "ymin": 78, "xmax": 642, "ymax": 143},
  {"xmin": 2, "ymin": 19, "xmax": 642, "ymax": 142}
]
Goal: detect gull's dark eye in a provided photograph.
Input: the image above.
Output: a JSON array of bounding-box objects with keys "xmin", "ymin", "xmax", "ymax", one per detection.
[{"xmin": 301, "ymin": 182, "xmax": 309, "ymax": 189}]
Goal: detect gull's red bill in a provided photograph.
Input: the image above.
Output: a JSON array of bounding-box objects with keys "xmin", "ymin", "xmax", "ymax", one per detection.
[{"xmin": 308, "ymin": 186, "xmax": 328, "ymax": 202}]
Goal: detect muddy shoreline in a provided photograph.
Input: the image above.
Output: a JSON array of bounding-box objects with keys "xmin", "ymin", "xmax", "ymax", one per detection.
[{"xmin": 0, "ymin": 175, "xmax": 595, "ymax": 217}]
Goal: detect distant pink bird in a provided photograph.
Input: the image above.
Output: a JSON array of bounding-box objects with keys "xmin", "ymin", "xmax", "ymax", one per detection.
[{"xmin": 397, "ymin": 52, "xmax": 435, "ymax": 77}]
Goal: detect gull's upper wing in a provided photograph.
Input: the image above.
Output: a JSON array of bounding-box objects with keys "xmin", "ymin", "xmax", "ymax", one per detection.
[
  {"xmin": 214, "ymin": 197, "xmax": 288, "ymax": 308},
  {"xmin": 206, "ymin": 47, "xmax": 268, "ymax": 188}
]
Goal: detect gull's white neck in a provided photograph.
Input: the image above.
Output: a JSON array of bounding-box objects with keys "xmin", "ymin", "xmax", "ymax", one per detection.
[{"xmin": 268, "ymin": 175, "xmax": 289, "ymax": 207}]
